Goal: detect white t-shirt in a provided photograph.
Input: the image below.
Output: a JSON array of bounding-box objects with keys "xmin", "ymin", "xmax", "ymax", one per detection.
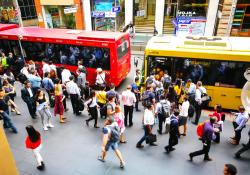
[
  {"xmin": 199, "ymin": 86, "xmax": 207, "ymax": 94},
  {"xmin": 42, "ymin": 64, "xmax": 51, "ymax": 74},
  {"xmin": 195, "ymin": 88, "xmax": 202, "ymax": 104},
  {"xmin": 143, "ymin": 109, "xmax": 155, "ymax": 125},
  {"xmin": 61, "ymin": 69, "xmax": 71, "ymax": 84},
  {"xmin": 180, "ymin": 101, "xmax": 190, "ymax": 117}
]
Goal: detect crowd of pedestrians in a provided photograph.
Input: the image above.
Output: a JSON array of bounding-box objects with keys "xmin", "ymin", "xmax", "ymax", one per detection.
[{"xmin": 0, "ymin": 49, "xmax": 249, "ymax": 173}]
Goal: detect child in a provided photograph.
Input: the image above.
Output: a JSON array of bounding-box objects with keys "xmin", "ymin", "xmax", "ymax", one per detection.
[
  {"xmin": 114, "ymin": 105, "xmax": 126, "ymax": 143},
  {"xmin": 25, "ymin": 125, "xmax": 45, "ymax": 170}
]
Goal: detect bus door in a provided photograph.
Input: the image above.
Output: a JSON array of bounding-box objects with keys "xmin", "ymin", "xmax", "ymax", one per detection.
[{"xmin": 146, "ymin": 56, "xmax": 173, "ymax": 80}]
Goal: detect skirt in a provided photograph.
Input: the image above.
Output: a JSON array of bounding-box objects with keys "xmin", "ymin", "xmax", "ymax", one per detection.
[
  {"xmin": 178, "ymin": 116, "xmax": 188, "ymax": 126},
  {"xmin": 54, "ymin": 95, "xmax": 64, "ymax": 116}
]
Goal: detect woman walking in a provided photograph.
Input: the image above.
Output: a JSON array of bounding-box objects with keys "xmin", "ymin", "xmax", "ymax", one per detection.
[
  {"xmin": 54, "ymin": 78, "xmax": 66, "ymax": 123},
  {"xmin": 25, "ymin": 125, "xmax": 45, "ymax": 171},
  {"xmin": 85, "ymin": 90, "xmax": 99, "ymax": 128},
  {"xmin": 35, "ymin": 90, "xmax": 54, "ymax": 131}
]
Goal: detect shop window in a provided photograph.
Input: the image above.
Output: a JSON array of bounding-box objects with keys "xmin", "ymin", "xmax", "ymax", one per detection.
[{"xmin": 21, "ymin": 41, "xmax": 111, "ymax": 70}]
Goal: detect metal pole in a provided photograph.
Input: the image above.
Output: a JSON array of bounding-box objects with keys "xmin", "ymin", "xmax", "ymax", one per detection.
[
  {"xmin": 14, "ymin": 0, "xmax": 23, "ymax": 27},
  {"xmin": 18, "ymin": 35, "xmax": 25, "ymax": 60},
  {"xmin": 114, "ymin": 0, "xmax": 117, "ymax": 32}
]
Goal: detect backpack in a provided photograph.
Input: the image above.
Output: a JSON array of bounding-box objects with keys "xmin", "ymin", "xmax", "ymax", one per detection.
[
  {"xmin": 188, "ymin": 104, "xmax": 195, "ymax": 118},
  {"xmin": 196, "ymin": 122, "xmax": 205, "ymax": 138},
  {"xmin": 163, "ymin": 76, "xmax": 171, "ymax": 89},
  {"xmin": 108, "ymin": 126, "xmax": 120, "ymax": 142},
  {"xmin": 100, "ymin": 103, "xmax": 113, "ymax": 117},
  {"xmin": 160, "ymin": 101, "xmax": 170, "ymax": 118},
  {"xmin": 201, "ymin": 93, "xmax": 211, "ymax": 107},
  {"xmin": 142, "ymin": 91, "xmax": 151, "ymax": 107}
]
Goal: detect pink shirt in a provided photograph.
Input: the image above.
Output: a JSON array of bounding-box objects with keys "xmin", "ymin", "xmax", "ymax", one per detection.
[{"xmin": 121, "ymin": 90, "xmax": 136, "ymax": 106}]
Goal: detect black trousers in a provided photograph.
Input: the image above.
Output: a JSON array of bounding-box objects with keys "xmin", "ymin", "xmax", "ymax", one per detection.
[
  {"xmin": 135, "ymin": 93, "xmax": 140, "ymax": 110},
  {"xmin": 158, "ymin": 114, "xmax": 166, "ymax": 134},
  {"xmin": 165, "ymin": 133, "xmax": 178, "ymax": 150},
  {"xmin": 124, "ymin": 105, "xmax": 134, "ymax": 126},
  {"xmin": 70, "ymin": 94, "xmax": 80, "ymax": 114},
  {"xmin": 233, "ymin": 122, "xmax": 244, "ymax": 144},
  {"xmin": 236, "ymin": 139, "xmax": 250, "ymax": 156},
  {"xmin": 97, "ymin": 102, "xmax": 105, "ymax": 118},
  {"xmin": 190, "ymin": 141, "xmax": 211, "ymax": 159},
  {"xmin": 86, "ymin": 107, "xmax": 98, "ymax": 126},
  {"xmin": 26, "ymin": 99, "xmax": 36, "ymax": 117},
  {"xmin": 194, "ymin": 103, "xmax": 202, "ymax": 125}
]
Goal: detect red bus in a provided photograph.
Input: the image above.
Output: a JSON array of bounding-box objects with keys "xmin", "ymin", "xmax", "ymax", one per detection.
[{"xmin": 0, "ymin": 24, "xmax": 131, "ymax": 87}]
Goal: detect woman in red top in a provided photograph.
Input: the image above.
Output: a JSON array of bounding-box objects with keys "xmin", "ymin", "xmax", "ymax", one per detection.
[
  {"xmin": 25, "ymin": 125, "xmax": 45, "ymax": 170},
  {"xmin": 209, "ymin": 104, "xmax": 225, "ymax": 143}
]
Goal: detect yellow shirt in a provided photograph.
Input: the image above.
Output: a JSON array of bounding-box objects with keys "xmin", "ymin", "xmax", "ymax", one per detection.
[
  {"xmin": 174, "ymin": 85, "xmax": 182, "ymax": 96},
  {"xmin": 54, "ymin": 84, "xmax": 63, "ymax": 96},
  {"xmin": 96, "ymin": 91, "xmax": 106, "ymax": 104}
]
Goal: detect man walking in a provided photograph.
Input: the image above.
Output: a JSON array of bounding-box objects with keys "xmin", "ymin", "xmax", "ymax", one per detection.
[
  {"xmin": 189, "ymin": 117, "xmax": 217, "ymax": 161},
  {"xmin": 230, "ymin": 106, "xmax": 249, "ymax": 145},
  {"xmin": 66, "ymin": 76, "xmax": 81, "ymax": 115},
  {"xmin": 131, "ymin": 77, "xmax": 141, "ymax": 111},
  {"xmin": 106, "ymin": 83, "xmax": 120, "ymax": 105},
  {"xmin": 28, "ymin": 69, "xmax": 42, "ymax": 95},
  {"xmin": 21, "ymin": 80, "xmax": 37, "ymax": 119},
  {"xmin": 98, "ymin": 118, "xmax": 125, "ymax": 168},
  {"xmin": 121, "ymin": 85, "xmax": 136, "ymax": 127},
  {"xmin": 235, "ymin": 129, "xmax": 250, "ymax": 158},
  {"xmin": 42, "ymin": 72, "xmax": 54, "ymax": 107},
  {"xmin": 164, "ymin": 110, "xmax": 179, "ymax": 153}
]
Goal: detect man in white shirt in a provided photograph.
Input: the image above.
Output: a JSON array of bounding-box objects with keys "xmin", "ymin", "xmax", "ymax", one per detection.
[
  {"xmin": 121, "ymin": 85, "xmax": 136, "ymax": 127},
  {"xmin": 61, "ymin": 67, "xmax": 71, "ymax": 84},
  {"xmin": 20, "ymin": 64, "xmax": 29, "ymax": 77},
  {"xmin": 66, "ymin": 75, "xmax": 81, "ymax": 115},
  {"xmin": 193, "ymin": 82, "xmax": 206, "ymax": 125},
  {"xmin": 136, "ymin": 103, "xmax": 157, "ymax": 148},
  {"xmin": 95, "ymin": 68, "xmax": 105, "ymax": 89},
  {"xmin": 178, "ymin": 96, "xmax": 190, "ymax": 136},
  {"xmin": 42, "ymin": 59, "xmax": 51, "ymax": 76}
]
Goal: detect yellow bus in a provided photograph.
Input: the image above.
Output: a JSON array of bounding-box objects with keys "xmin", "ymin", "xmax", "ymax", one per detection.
[{"xmin": 143, "ymin": 36, "xmax": 250, "ymax": 110}]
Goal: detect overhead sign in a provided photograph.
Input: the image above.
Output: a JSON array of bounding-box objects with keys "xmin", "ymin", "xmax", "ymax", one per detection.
[
  {"xmin": 112, "ymin": 6, "xmax": 120, "ymax": 12},
  {"xmin": 91, "ymin": 11, "xmax": 116, "ymax": 18},
  {"xmin": 176, "ymin": 17, "xmax": 206, "ymax": 36},
  {"xmin": 64, "ymin": 6, "xmax": 77, "ymax": 14},
  {"xmin": 92, "ymin": 11, "xmax": 105, "ymax": 17}
]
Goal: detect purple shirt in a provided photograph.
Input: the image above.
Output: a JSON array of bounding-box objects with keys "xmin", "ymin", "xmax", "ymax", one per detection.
[{"xmin": 203, "ymin": 122, "xmax": 214, "ymax": 141}]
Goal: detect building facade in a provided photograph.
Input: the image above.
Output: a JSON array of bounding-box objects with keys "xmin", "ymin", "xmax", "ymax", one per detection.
[{"xmin": 34, "ymin": 0, "xmax": 84, "ymax": 29}]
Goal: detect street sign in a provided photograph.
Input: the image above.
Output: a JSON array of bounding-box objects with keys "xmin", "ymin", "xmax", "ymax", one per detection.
[
  {"xmin": 91, "ymin": 11, "xmax": 105, "ymax": 18},
  {"xmin": 112, "ymin": 6, "xmax": 120, "ymax": 13},
  {"xmin": 64, "ymin": 6, "xmax": 77, "ymax": 14}
]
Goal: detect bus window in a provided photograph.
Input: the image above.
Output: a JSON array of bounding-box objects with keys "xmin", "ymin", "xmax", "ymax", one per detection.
[
  {"xmin": 174, "ymin": 58, "xmax": 249, "ymax": 88},
  {"xmin": 117, "ymin": 39, "xmax": 129, "ymax": 60},
  {"xmin": 0, "ymin": 40, "xmax": 20, "ymax": 56},
  {"xmin": 21, "ymin": 41, "xmax": 111, "ymax": 70}
]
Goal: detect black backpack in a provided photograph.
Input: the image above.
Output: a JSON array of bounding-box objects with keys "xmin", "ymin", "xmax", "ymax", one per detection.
[
  {"xmin": 100, "ymin": 103, "xmax": 113, "ymax": 117},
  {"xmin": 108, "ymin": 125, "xmax": 120, "ymax": 142}
]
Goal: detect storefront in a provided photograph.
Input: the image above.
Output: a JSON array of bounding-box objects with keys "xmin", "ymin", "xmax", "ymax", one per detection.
[
  {"xmin": 231, "ymin": 0, "xmax": 250, "ymax": 37},
  {"xmin": 134, "ymin": 0, "xmax": 156, "ymax": 25},
  {"xmin": 91, "ymin": 0, "xmax": 125, "ymax": 31},
  {"xmin": 0, "ymin": 0, "xmax": 19, "ymax": 24},
  {"xmin": 44, "ymin": 5, "xmax": 76, "ymax": 29}
]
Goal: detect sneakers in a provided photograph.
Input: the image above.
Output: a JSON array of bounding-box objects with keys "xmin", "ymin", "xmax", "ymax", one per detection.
[
  {"xmin": 97, "ymin": 156, "xmax": 105, "ymax": 162},
  {"xmin": 204, "ymin": 157, "xmax": 213, "ymax": 161},
  {"xmin": 37, "ymin": 161, "xmax": 45, "ymax": 171},
  {"xmin": 120, "ymin": 161, "xmax": 125, "ymax": 169},
  {"xmin": 47, "ymin": 123, "xmax": 54, "ymax": 128},
  {"xmin": 43, "ymin": 126, "xmax": 48, "ymax": 131}
]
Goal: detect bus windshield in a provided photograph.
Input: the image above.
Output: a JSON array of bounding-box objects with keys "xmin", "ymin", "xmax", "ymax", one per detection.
[
  {"xmin": 147, "ymin": 56, "xmax": 249, "ymax": 89},
  {"xmin": 21, "ymin": 41, "xmax": 111, "ymax": 70}
]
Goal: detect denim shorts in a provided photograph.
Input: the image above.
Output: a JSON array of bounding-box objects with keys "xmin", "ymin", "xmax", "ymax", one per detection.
[{"xmin": 105, "ymin": 141, "xmax": 118, "ymax": 151}]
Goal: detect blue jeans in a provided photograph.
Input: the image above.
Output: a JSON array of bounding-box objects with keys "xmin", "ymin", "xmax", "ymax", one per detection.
[
  {"xmin": 1, "ymin": 111, "xmax": 17, "ymax": 133},
  {"xmin": 137, "ymin": 125, "xmax": 153, "ymax": 145}
]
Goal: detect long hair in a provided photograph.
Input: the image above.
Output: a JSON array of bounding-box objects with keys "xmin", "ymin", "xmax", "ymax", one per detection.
[{"xmin": 25, "ymin": 125, "xmax": 40, "ymax": 142}]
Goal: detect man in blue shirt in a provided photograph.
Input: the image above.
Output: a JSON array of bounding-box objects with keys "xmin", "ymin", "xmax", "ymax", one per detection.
[
  {"xmin": 131, "ymin": 77, "xmax": 141, "ymax": 111},
  {"xmin": 28, "ymin": 69, "xmax": 41, "ymax": 95},
  {"xmin": 230, "ymin": 106, "xmax": 249, "ymax": 145}
]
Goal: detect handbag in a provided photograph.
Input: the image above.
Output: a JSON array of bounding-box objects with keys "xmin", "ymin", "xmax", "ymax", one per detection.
[{"xmin": 146, "ymin": 134, "xmax": 157, "ymax": 144}]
